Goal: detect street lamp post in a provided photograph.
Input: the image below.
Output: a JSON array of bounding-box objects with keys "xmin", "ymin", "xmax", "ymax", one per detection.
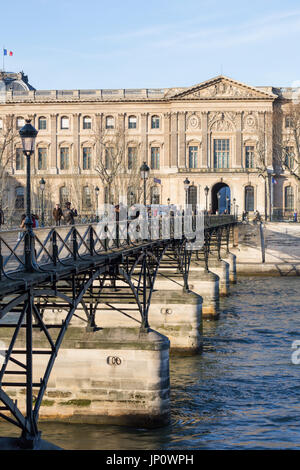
[
  {"xmin": 184, "ymin": 178, "xmax": 190, "ymax": 207},
  {"xmin": 95, "ymin": 186, "xmax": 99, "ymax": 222},
  {"xmin": 204, "ymin": 186, "xmax": 209, "ymax": 213},
  {"xmin": 19, "ymin": 119, "xmax": 38, "ymax": 272},
  {"xmin": 140, "ymin": 162, "xmax": 150, "ymax": 207},
  {"xmin": 233, "ymin": 198, "xmax": 236, "ymax": 218},
  {"xmin": 39, "ymin": 178, "xmax": 46, "ymax": 227}
]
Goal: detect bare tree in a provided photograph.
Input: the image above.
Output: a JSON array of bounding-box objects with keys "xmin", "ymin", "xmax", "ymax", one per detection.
[
  {"xmin": 0, "ymin": 115, "xmax": 20, "ymax": 226},
  {"xmin": 93, "ymin": 125, "xmax": 152, "ymax": 209}
]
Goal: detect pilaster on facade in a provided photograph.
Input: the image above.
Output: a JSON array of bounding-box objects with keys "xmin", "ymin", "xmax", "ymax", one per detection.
[
  {"xmin": 170, "ymin": 112, "xmax": 178, "ymax": 168},
  {"xmin": 235, "ymin": 111, "xmax": 242, "ymax": 168},
  {"xmin": 141, "ymin": 113, "xmax": 148, "ymax": 164},
  {"xmin": 178, "ymin": 111, "xmax": 186, "ymax": 168},
  {"xmin": 50, "ymin": 113, "xmax": 58, "ymax": 174}
]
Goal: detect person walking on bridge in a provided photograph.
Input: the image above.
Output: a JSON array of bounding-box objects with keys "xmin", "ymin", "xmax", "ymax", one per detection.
[
  {"xmin": 53, "ymin": 203, "xmax": 63, "ymax": 226},
  {"xmin": 62, "ymin": 202, "xmax": 78, "ymax": 225}
]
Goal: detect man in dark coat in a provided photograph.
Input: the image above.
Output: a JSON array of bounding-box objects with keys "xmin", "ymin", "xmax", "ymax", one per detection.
[{"xmin": 53, "ymin": 204, "xmax": 63, "ymax": 226}]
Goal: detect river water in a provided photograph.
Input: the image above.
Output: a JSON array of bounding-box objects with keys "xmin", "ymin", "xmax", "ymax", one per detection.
[{"xmin": 0, "ymin": 276, "xmax": 299, "ymax": 450}]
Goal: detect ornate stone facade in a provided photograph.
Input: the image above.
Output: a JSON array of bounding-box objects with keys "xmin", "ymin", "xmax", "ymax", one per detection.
[{"xmin": 0, "ymin": 73, "xmax": 298, "ymax": 220}]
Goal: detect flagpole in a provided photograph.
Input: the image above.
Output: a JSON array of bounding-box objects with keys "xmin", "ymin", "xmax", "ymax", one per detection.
[{"xmin": 2, "ymin": 46, "xmax": 4, "ymax": 72}]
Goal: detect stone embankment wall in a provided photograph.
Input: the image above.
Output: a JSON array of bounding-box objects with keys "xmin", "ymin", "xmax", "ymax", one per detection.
[{"xmin": 232, "ymin": 222, "xmax": 300, "ymax": 275}]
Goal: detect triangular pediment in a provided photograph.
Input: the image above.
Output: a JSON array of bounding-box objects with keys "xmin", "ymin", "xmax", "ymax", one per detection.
[{"xmin": 169, "ymin": 76, "xmax": 276, "ymax": 100}]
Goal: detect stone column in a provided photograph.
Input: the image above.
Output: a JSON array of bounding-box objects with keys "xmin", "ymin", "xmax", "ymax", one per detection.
[
  {"xmin": 178, "ymin": 112, "xmax": 186, "ymax": 168},
  {"xmin": 235, "ymin": 112, "xmax": 242, "ymax": 167},
  {"xmin": 201, "ymin": 112, "xmax": 208, "ymax": 168},
  {"xmin": 265, "ymin": 111, "xmax": 273, "ymax": 167},
  {"xmin": 50, "ymin": 114, "xmax": 58, "ymax": 174},
  {"xmin": 170, "ymin": 112, "xmax": 178, "ymax": 167}
]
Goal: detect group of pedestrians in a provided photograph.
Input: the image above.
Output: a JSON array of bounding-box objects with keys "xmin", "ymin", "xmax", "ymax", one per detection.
[{"xmin": 52, "ymin": 202, "xmax": 78, "ymax": 226}]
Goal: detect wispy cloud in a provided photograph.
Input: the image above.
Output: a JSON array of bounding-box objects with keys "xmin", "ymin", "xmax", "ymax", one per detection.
[{"xmin": 91, "ymin": 8, "xmax": 300, "ymax": 55}]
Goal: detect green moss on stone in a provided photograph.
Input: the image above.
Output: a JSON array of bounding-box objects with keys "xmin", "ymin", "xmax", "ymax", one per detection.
[{"xmin": 59, "ymin": 399, "xmax": 91, "ymax": 407}]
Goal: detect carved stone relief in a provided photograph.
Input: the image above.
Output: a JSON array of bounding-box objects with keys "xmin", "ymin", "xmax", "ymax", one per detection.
[{"xmin": 187, "ymin": 113, "xmax": 201, "ymax": 130}]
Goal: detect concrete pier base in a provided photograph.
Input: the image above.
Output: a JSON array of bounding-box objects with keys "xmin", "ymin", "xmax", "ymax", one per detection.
[
  {"xmin": 222, "ymin": 252, "xmax": 237, "ymax": 284},
  {"xmin": 208, "ymin": 258, "xmax": 230, "ymax": 296},
  {"xmin": 187, "ymin": 265, "xmax": 220, "ymax": 319},
  {"xmin": 0, "ymin": 327, "xmax": 170, "ymax": 428},
  {"xmin": 148, "ymin": 289, "xmax": 202, "ymax": 353}
]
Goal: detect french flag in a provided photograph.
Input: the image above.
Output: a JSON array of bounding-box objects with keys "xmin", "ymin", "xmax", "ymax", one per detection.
[{"xmin": 3, "ymin": 49, "xmax": 13, "ymax": 56}]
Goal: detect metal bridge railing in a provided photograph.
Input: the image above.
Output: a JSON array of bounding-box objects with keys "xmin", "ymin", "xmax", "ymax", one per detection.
[{"xmin": 0, "ymin": 214, "xmax": 236, "ymax": 280}]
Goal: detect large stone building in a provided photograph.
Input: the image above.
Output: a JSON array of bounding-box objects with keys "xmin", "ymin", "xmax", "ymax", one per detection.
[{"xmin": 0, "ymin": 71, "xmax": 298, "ymax": 222}]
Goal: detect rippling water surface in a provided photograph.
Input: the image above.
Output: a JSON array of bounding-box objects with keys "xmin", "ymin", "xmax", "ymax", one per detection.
[{"xmin": 0, "ymin": 276, "xmax": 299, "ymax": 450}]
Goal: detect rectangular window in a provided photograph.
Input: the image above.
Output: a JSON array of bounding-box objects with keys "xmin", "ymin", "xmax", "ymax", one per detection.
[
  {"xmin": 16, "ymin": 118, "xmax": 25, "ymax": 130},
  {"xmin": 60, "ymin": 147, "xmax": 69, "ymax": 170},
  {"xmin": 83, "ymin": 147, "xmax": 92, "ymax": 170},
  {"xmin": 151, "ymin": 147, "xmax": 160, "ymax": 169},
  {"xmin": 151, "ymin": 116, "xmax": 160, "ymax": 129},
  {"xmin": 128, "ymin": 147, "xmax": 137, "ymax": 170},
  {"xmin": 284, "ymin": 146, "xmax": 294, "ymax": 169},
  {"xmin": 38, "ymin": 148, "xmax": 47, "ymax": 170},
  {"xmin": 83, "ymin": 117, "xmax": 92, "ymax": 129},
  {"xmin": 82, "ymin": 186, "xmax": 92, "ymax": 208},
  {"xmin": 213, "ymin": 139, "xmax": 229, "ymax": 169},
  {"xmin": 188, "ymin": 146, "xmax": 198, "ymax": 168},
  {"xmin": 285, "ymin": 116, "xmax": 294, "ymax": 128},
  {"xmin": 16, "ymin": 148, "xmax": 24, "ymax": 170},
  {"xmin": 105, "ymin": 147, "xmax": 113, "ymax": 169},
  {"xmin": 245, "ymin": 146, "xmax": 255, "ymax": 169}
]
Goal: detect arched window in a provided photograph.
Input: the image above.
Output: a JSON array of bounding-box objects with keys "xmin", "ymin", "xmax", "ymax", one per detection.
[
  {"xmin": 83, "ymin": 116, "xmax": 92, "ymax": 130},
  {"xmin": 245, "ymin": 185, "xmax": 254, "ymax": 211},
  {"xmin": 151, "ymin": 186, "xmax": 160, "ymax": 204},
  {"xmin": 60, "ymin": 186, "xmax": 69, "ymax": 206},
  {"xmin": 106, "ymin": 116, "xmax": 114, "ymax": 129},
  {"xmin": 128, "ymin": 116, "xmax": 137, "ymax": 129},
  {"xmin": 38, "ymin": 116, "xmax": 47, "ymax": 130},
  {"xmin": 16, "ymin": 117, "xmax": 25, "ymax": 130},
  {"xmin": 82, "ymin": 186, "xmax": 92, "ymax": 209},
  {"xmin": 61, "ymin": 116, "xmax": 69, "ymax": 129},
  {"xmin": 15, "ymin": 186, "xmax": 24, "ymax": 209},
  {"xmin": 285, "ymin": 186, "xmax": 294, "ymax": 211},
  {"xmin": 151, "ymin": 115, "xmax": 160, "ymax": 129}
]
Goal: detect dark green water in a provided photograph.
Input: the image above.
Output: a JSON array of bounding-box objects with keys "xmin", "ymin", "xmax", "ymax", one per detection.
[{"xmin": 0, "ymin": 276, "xmax": 299, "ymax": 450}]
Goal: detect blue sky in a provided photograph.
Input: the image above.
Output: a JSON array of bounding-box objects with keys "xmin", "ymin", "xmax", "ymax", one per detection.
[{"xmin": 1, "ymin": 0, "xmax": 300, "ymax": 90}]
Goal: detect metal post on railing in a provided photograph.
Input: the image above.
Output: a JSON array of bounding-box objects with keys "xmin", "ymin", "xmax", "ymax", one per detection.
[
  {"xmin": 89, "ymin": 225, "xmax": 94, "ymax": 256},
  {"xmin": 72, "ymin": 228, "xmax": 78, "ymax": 261},
  {"xmin": 52, "ymin": 230, "xmax": 58, "ymax": 266}
]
